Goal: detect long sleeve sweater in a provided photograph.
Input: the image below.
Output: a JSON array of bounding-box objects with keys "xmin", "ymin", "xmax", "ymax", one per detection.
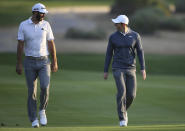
[{"xmin": 104, "ymin": 29, "xmax": 145, "ymax": 72}]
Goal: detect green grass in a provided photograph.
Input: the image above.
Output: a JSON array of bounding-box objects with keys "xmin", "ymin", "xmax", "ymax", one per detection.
[
  {"xmin": 0, "ymin": 0, "xmax": 113, "ymax": 27},
  {"xmin": 1, "ymin": 125, "xmax": 185, "ymax": 131},
  {"xmin": 0, "ymin": 53, "xmax": 185, "ymax": 130},
  {"xmin": 0, "ymin": 68, "xmax": 185, "ymax": 130},
  {"xmin": 0, "ymin": 53, "xmax": 185, "ymax": 75}
]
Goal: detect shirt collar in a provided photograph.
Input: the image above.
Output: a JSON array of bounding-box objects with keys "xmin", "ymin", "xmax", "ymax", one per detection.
[{"xmin": 28, "ymin": 17, "xmax": 33, "ymax": 24}]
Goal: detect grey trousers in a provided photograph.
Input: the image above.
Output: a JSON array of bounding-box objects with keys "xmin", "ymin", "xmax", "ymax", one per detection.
[
  {"xmin": 113, "ymin": 69, "xmax": 137, "ymax": 121},
  {"xmin": 24, "ymin": 56, "xmax": 51, "ymax": 122}
]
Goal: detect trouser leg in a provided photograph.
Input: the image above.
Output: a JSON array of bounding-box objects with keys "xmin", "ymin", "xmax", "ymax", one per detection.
[
  {"xmin": 113, "ymin": 69, "xmax": 126, "ymax": 121},
  {"xmin": 126, "ymin": 70, "xmax": 137, "ymax": 110},
  {"xmin": 39, "ymin": 63, "xmax": 50, "ymax": 111},
  {"xmin": 24, "ymin": 65, "xmax": 38, "ymax": 122}
]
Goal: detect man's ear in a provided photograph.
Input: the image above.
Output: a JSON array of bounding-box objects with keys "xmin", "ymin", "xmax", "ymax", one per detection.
[{"xmin": 122, "ymin": 23, "xmax": 127, "ymax": 27}]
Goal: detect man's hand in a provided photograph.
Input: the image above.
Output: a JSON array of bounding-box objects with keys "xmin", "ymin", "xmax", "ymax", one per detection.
[
  {"xmin": 16, "ymin": 40, "xmax": 24, "ymax": 75},
  {"xmin": 51, "ymin": 61, "xmax": 58, "ymax": 72},
  {"xmin": 48, "ymin": 40, "xmax": 58, "ymax": 73},
  {"xmin": 104, "ymin": 72, "xmax": 108, "ymax": 80},
  {"xmin": 16, "ymin": 63, "xmax": 23, "ymax": 75},
  {"xmin": 141, "ymin": 70, "xmax": 146, "ymax": 80}
]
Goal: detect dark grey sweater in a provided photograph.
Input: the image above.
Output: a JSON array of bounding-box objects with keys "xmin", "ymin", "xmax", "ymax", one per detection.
[{"xmin": 104, "ymin": 29, "xmax": 145, "ymax": 72}]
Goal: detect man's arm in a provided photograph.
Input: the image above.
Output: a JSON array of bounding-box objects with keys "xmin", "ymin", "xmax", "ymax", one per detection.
[
  {"xmin": 135, "ymin": 34, "xmax": 146, "ymax": 80},
  {"xmin": 104, "ymin": 37, "xmax": 113, "ymax": 80},
  {"xmin": 16, "ymin": 40, "xmax": 24, "ymax": 75},
  {"xmin": 48, "ymin": 40, "xmax": 58, "ymax": 72}
]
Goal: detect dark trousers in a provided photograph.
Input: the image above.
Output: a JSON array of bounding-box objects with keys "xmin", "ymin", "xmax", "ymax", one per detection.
[
  {"xmin": 24, "ymin": 56, "xmax": 51, "ymax": 122},
  {"xmin": 113, "ymin": 69, "xmax": 137, "ymax": 121}
]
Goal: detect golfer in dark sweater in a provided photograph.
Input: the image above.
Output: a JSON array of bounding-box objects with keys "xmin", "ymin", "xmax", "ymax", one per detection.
[{"xmin": 104, "ymin": 15, "xmax": 146, "ymax": 127}]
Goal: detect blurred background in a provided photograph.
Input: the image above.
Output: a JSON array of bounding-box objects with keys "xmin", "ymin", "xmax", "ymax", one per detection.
[
  {"xmin": 0, "ymin": 0, "xmax": 185, "ymax": 129},
  {"xmin": 0, "ymin": 0, "xmax": 185, "ymax": 54}
]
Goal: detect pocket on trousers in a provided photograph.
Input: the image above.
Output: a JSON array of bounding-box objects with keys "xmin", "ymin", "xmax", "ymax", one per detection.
[
  {"xmin": 24, "ymin": 58, "xmax": 32, "ymax": 69},
  {"xmin": 42, "ymin": 57, "xmax": 51, "ymax": 66},
  {"xmin": 113, "ymin": 69, "xmax": 121, "ymax": 78}
]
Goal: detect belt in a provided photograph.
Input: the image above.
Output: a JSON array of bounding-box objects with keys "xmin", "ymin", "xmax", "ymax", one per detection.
[{"xmin": 26, "ymin": 56, "xmax": 48, "ymax": 60}]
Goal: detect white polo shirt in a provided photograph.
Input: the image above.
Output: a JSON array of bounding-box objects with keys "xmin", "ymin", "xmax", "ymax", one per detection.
[{"xmin": 17, "ymin": 18, "xmax": 54, "ymax": 57}]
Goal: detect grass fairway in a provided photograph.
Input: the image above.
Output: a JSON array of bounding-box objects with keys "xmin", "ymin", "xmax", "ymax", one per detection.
[
  {"xmin": 0, "ymin": 53, "xmax": 185, "ymax": 130},
  {"xmin": 0, "ymin": 125, "xmax": 185, "ymax": 131}
]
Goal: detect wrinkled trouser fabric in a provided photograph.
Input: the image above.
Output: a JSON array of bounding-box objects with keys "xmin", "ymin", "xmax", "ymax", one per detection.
[
  {"xmin": 24, "ymin": 56, "xmax": 50, "ymax": 122},
  {"xmin": 113, "ymin": 69, "xmax": 137, "ymax": 121}
]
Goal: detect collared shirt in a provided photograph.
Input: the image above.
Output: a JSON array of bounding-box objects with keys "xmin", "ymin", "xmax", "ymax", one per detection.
[
  {"xmin": 17, "ymin": 18, "xmax": 54, "ymax": 57},
  {"xmin": 104, "ymin": 29, "xmax": 145, "ymax": 72}
]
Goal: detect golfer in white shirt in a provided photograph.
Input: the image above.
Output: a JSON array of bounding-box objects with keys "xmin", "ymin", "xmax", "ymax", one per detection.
[{"xmin": 16, "ymin": 3, "xmax": 58, "ymax": 128}]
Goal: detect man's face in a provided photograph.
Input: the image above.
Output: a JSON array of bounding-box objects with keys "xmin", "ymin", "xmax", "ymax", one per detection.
[
  {"xmin": 114, "ymin": 23, "xmax": 125, "ymax": 31},
  {"xmin": 33, "ymin": 11, "xmax": 45, "ymax": 21}
]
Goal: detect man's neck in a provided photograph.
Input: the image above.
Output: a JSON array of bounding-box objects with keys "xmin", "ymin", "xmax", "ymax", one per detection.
[
  {"xmin": 122, "ymin": 26, "xmax": 128, "ymax": 33},
  {"xmin": 120, "ymin": 27, "xmax": 129, "ymax": 35}
]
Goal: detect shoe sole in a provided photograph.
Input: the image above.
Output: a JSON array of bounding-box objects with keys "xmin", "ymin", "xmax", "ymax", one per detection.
[
  {"xmin": 120, "ymin": 125, "xmax": 127, "ymax": 127},
  {"xmin": 33, "ymin": 125, "xmax": 39, "ymax": 128}
]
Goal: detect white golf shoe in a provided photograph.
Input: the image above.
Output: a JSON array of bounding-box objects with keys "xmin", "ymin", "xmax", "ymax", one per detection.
[
  {"xmin": 120, "ymin": 112, "xmax": 128, "ymax": 127},
  {"xmin": 32, "ymin": 119, "xmax": 39, "ymax": 128},
  {"xmin": 120, "ymin": 120, "xmax": 127, "ymax": 127},
  {"xmin": 39, "ymin": 110, "xmax": 47, "ymax": 126}
]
